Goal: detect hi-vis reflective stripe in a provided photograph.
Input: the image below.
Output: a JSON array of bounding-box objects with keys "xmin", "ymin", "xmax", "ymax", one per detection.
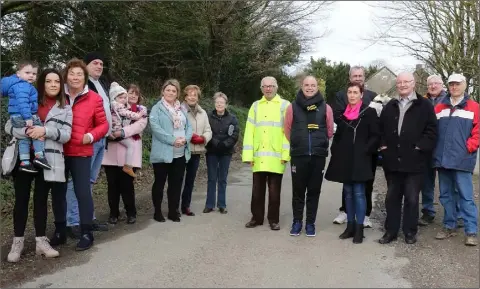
[
  {"xmin": 252, "ymin": 99, "xmax": 289, "ymax": 126},
  {"xmin": 254, "ymin": 151, "xmax": 281, "ymax": 158},
  {"xmin": 248, "ymin": 117, "xmax": 256, "ymax": 124},
  {"xmin": 243, "ymin": 145, "xmax": 254, "ymax": 150},
  {"xmin": 257, "ymin": 121, "xmax": 282, "ymax": 127},
  {"xmin": 283, "ymin": 144, "xmax": 290, "ymax": 149},
  {"xmin": 280, "ymin": 100, "xmax": 288, "ymax": 125}
]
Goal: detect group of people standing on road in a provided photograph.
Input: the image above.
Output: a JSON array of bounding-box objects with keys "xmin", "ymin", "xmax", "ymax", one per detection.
[
  {"xmin": 242, "ymin": 67, "xmax": 478, "ymax": 247},
  {"xmin": 2, "ymin": 53, "xmax": 239, "ymax": 263},
  {"xmin": 2, "ymin": 55, "xmax": 477, "ymax": 265}
]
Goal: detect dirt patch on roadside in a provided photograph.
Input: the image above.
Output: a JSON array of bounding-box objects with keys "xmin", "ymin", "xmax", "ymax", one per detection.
[
  {"xmin": 0, "ymin": 152, "xmax": 244, "ymax": 288},
  {"xmin": 371, "ymin": 168, "xmax": 480, "ymax": 288}
]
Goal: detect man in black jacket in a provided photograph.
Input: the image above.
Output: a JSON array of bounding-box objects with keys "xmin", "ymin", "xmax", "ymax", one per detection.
[
  {"xmin": 284, "ymin": 76, "xmax": 334, "ymax": 237},
  {"xmin": 332, "ymin": 66, "xmax": 378, "ymax": 228},
  {"xmin": 378, "ymin": 72, "xmax": 437, "ymax": 245}
]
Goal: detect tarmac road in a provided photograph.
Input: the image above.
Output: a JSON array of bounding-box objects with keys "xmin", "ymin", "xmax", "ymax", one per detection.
[{"xmin": 17, "ymin": 163, "xmax": 413, "ymax": 288}]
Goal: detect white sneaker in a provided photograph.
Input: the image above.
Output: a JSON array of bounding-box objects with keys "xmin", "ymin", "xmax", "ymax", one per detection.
[
  {"xmin": 333, "ymin": 212, "xmax": 347, "ymax": 224},
  {"xmin": 363, "ymin": 216, "xmax": 373, "ymax": 228},
  {"xmin": 35, "ymin": 236, "xmax": 59, "ymax": 258},
  {"xmin": 7, "ymin": 237, "xmax": 24, "ymax": 263}
]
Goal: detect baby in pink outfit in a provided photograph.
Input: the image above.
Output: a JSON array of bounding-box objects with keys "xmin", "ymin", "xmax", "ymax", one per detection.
[{"xmin": 109, "ymin": 82, "xmax": 147, "ymax": 177}]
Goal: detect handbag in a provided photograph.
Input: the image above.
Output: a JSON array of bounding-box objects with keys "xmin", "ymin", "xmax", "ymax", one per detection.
[{"xmin": 1, "ymin": 137, "xmax": 18, "ymax": 176}]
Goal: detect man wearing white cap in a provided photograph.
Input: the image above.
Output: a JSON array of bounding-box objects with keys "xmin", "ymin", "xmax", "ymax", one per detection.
[{"xmin": 433, "ymin": 73, "xmax": 479, "ymax": 246}]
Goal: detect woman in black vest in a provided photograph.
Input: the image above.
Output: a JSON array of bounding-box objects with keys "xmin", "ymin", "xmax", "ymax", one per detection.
[{"xmin": 325, "ymin": 82, "xmax": 380, "ymax": 244}]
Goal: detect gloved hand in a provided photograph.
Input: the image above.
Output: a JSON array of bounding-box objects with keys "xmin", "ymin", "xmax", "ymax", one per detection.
[{"xmin": 191, "ymin": 133, "xmax": 205, "ymax": 144}]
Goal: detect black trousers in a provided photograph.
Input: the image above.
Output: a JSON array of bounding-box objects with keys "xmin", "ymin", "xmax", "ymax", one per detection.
[
  {"xmin": 291, "ymin": 156, "xmax": 326, "ymax": 224},
  {"xmin": 384, "ymin": 171, "xmax": 423, "ymax": 236},
  {"xmin": 13, "ymin": 170, "xmax": 65, "ymax": 237},
  {"xmin": 105, "ymin": 165, "xmax": 137, "ymax": 218},
  {"xmin": 340, "ymin": 153, "xmax": 377, "ymax": 216},
  {"xmin": 251, "ymin": 172, "xmax": 283, "ymax": 224},
  {"xmin": 62, "ymin": 156, "xmax": 94, "ymax": 230},
  {"xmin": 152, "ymin": 156, "xmax": 186, "ymax": 217}
]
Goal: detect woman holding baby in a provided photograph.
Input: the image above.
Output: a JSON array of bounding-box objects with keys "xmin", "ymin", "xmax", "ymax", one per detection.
[
  {"xmin": 149, "ymin": 79, "xmax": 192, "ymax": 223},
  {"xmin": 103, "ymin": 83, "xmax": 148, "ymax": 225},
  {"xmin": 5, "ymin": 68, "xmax": 72, "ymax": 262}
]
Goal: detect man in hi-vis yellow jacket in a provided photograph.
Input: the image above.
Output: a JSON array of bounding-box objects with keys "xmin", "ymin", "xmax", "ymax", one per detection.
[{"xmin": 242, "ymin": 76, "xmax": 290, "ymax": 230}]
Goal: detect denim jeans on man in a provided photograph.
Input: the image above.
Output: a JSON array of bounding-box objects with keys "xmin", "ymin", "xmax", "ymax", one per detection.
[
  {"xmin": 343, "ymin": 182, "xmax": 366, "ymax": 225},
  {"xmin": 11, "ymin": 115, "xmax": 44, "ymax": 161},
  {"xmin": 205, "ymin": 154, "xmax": 232, "ymax": 209},
  {"xmin": 438, "ymin": 169, "xmax": 478, "ymax": 235},
  {"xmin": 66, "ymin": 138, "xmax": 105, "ymax": 226},
  {"xmin": 422, "ymin": 166, "xmax": 463, "ymax": 219}
]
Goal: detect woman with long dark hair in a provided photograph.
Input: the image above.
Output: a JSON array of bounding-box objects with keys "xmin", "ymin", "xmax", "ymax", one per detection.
[
  {"xmin": 325, "ymin": 82, "xmax": 380, "ymax": 244},
  {"xmin": 5, "ymin": 68, "xmax": 73, "ymax": 262}
]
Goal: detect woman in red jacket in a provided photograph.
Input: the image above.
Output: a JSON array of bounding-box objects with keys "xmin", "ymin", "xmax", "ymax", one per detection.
[{"xmin": 61, "ymin": 58, "xmax": 109, "ymax": 251}]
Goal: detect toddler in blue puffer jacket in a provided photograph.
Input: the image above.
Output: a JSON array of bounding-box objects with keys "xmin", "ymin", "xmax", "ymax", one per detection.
[{"xmin": 1, "ymin": 60, "xmax": 51, "ymax": 173}]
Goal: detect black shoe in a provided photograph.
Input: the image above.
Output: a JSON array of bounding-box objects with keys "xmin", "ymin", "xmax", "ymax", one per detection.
[
  {"xmin": 219, "ymin": 208, "xmax": 228, "ymax": 214},
  {"xmin": 49, "ymin": 232, "xmax": 67, "ymax": 246},
  {"xmin": 19, "ymin": 162, "xmax": 38, "ymax": 173},
  {"xmin": 405, "ymin": 233, "xmax": 417, "ymax": 244},
  {"xmin": 67, "ymin": 225, "xmax": 81, "ymax": 239},
  {"xmin": 378, "ymin": 232, "xmax": 398, "ymax": 244},
  {"xmin": 339, "ymin": 222, "xmax": 356, "ymax": 239},
  {"xmin": 92, "ymin": 220, "xmax": 109, "ymax": 231},
  {"xmin": 353, "ymin": 224, "xmax": 364, "ymax": 244},
  {"xmin": 33, "ymin": 157, "xmax": 52, "ymax": 170},
  {"xmin": 126, "ymin": 216, "xmax": 136, "ymax": 224},
  {"xmin": 270, "ymin": 223, "xmax": 280, "ymax": 230},
  {"xmin": 203, "ymin": 208, "xmax": 214, "ymax": 213},
  {"xmin": 181, "ymin": 207, "xmax": 195, "ymax": 216},
  {"xmin": 168, "ymin": 215, "xmax": 181, "ymax": 222},
  {"xmin": 108, "ymin": 217, "xmax": 118, "ymax": 224},
  {"xmin": 153, "ymin": 213, "xmax": 165, "ymax": 222},
  {"xmin": 418, "ymin": 214, "xmax": 434, "ymax": 226},
  {"xmin": 76, "ymin": 233, "xmax": 94, "ymax": 251},
  {"xmin": 245, "ymin": 220, "xmax": 263, "ymax": 228},
  {"xmin": 49, "ymin": 222, "xmax": 67, "ymax": 246}
]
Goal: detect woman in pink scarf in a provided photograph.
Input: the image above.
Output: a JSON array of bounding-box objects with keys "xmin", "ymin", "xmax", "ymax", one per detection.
[
  {"xmin": 149, "ymin": 79, "xmax": 192, "ymax": 223},
  {"xmin": 325, "ymin": 82, "xmax": 380, "ymax": 244}
]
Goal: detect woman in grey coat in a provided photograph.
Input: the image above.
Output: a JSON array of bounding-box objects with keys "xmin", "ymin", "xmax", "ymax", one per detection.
[{"xmin": 5, "ymin": 68, "xmax": 72, "ymax": 263}]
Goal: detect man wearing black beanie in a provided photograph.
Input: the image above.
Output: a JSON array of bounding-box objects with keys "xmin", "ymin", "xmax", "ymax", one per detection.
[{"xmin": 65, "ymin": 51, "xmax": 112, "ymax": 238}]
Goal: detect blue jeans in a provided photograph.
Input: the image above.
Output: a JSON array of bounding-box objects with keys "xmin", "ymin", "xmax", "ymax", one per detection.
[
  {"xmin": 66, "ymin": 138, "xmax": 105, "ymax": 226},
  {"xmin": 343, "ymin": 182, "xmax": 366, "ymax": 225},
  {"xmin": 205, "ymin": 154, "xmax": 232, "ymax": 209},
  {"xmin": 422, "ymin": 167, "xmax": 463, "ymax": 219},
  {"xmin": 11, "ymin": 115, "xmax": 44, "ymax": 161},
  {"xmin": 421, "ymin": 166, "xmax": 436, "ymax": 217},
  {"xmin": 181, "ymin": 154, "xmax": 201, "ymax": 209},
  {"xmin": 438, "ymin": 169, "xmax": 478, "ymax": 235}
]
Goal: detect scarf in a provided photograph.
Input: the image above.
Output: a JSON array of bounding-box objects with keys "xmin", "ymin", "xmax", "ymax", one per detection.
[
  {"xmin": 161, "ymin": 97, "xmax": 182, "ymax": 129},
  {"xmin": 343, "ymin": 102, "xmax": 362, "ymax": 120},
  {"xmin": 129, "ymin": 103, "xmax": 141, "ymax": 141}
]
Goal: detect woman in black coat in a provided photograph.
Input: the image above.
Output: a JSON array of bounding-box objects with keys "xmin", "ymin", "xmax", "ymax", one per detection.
[
  {"xmin": 325, "ymin": 82, "xmax": 380, "ymax": 244},
  {"xmin": 204, "ymin": 92, "xmax": 239, "ymax": 214}
]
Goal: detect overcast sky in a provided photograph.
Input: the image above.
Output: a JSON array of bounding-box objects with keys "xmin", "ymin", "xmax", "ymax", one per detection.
[{"xmin": 293, "ymin": 1, "xmax": 419, "ymax": 74}]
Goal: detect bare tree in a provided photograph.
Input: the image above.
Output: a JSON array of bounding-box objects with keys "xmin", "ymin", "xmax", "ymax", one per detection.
[{"xmin": 366, "ymin": 1, "xmax": 479, "ymax": 99}]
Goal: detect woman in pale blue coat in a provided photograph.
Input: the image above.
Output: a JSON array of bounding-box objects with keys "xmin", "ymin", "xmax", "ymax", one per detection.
[{"xmin": 150, "ymin": 79, "xmax": 192, "ymax": 223}]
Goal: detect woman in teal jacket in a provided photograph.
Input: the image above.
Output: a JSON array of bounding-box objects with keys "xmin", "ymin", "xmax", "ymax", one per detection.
[{"xmin": 150, "ymin": 79, "xmax": 192, "ymax": 223}]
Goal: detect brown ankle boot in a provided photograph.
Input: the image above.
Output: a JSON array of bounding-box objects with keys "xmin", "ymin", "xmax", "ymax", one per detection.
[{"xmin": 122, "ymin": 165, "xmax": 136, "ymax": 178}]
